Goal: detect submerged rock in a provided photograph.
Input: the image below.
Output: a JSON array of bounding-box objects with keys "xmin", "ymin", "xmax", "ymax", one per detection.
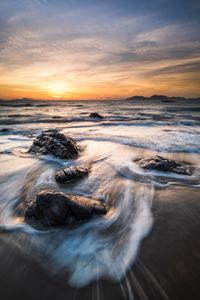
[
  {"xmin": 28, "ymin": 129, "xmax": 80, "ymax": 159},
  {"xmin": 135, "ymin": 155, "xmax": 191, "ymax": 175},
  {"xmin": 25, "ymin": 190, "xmax": 107, "ymax": 228},
  {"xmin": 89, "ymin": 113, "xmax": 103, "ymax": 119},
  {"xmin": 55, "ymin": 166, "xmax": 89, "ymax": 183}
]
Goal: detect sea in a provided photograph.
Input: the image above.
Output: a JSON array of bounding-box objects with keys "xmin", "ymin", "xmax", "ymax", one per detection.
[{"xmin": 0, "ymin": 97, "xmax": 200, "ymax": 300}]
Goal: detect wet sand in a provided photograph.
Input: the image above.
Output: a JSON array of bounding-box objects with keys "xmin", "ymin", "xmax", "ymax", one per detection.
[
  {"xmin": 0, "ymin": 186, "xmax": 199, "ymax": 300},
  {"xmin": 132, "ymin": 186, "xmax": 200, "ymax": 300}
]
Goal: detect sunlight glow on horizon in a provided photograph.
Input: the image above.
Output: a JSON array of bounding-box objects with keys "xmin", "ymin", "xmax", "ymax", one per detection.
[{"xmin": 44, "ymin": 82, "xmax": 71, "ymax": 99}]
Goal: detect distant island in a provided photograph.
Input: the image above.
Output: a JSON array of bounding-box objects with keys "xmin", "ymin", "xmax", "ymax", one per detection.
[{"xmin": 126, "ymin": 95, "xmax": 200, "ymax": 101}]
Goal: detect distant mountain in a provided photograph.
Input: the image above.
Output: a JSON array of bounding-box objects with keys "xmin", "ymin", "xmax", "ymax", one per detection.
[
  {"xmin": 0, "ymin": 98, "xmax": 50, "ymax": 107},
  {"xmin": 126, "ymin": 95, "xmax": 200, "ymax": 101},
  {"xmin": 0, "ymin": 98, "xmax": 35, "ymax": 107}
]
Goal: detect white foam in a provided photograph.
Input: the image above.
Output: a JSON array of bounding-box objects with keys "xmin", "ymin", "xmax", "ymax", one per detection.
[{"xmin": 50, "ymin": 182, "xmax": 153, "ymax": 287}]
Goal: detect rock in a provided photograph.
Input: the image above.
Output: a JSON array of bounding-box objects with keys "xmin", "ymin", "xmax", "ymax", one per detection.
[
  {"xmin": 35, "ymin": 104, "xmax": 49, "ymax": 107},
  {"xmin": 24, "ymin": 103, "xmax": 33, "ymax": 107},
  {"xmin": 28, "ymin": 129, "xmax": 80, "ymax": 159},
  {"xmin": 25, "ymin": 190, "xmax": 107, "ymax": 228},
  {"xmin": 89, "ymin": 113, "xmax": 103, "ymax": 119},
  {"xmin": 55, "ymin": 166, "xmax": 89, "ymax": 183},
  {"xmin": 0, "ymin": 128, "xmax": 12, "ymax": 132},
  {"xmin": 8, "ymin": 114, "xmax": 22, "ymax": 117},
  {"xmin": 135, "ymin": 155, "xmax": 191, "ymax": 175}
]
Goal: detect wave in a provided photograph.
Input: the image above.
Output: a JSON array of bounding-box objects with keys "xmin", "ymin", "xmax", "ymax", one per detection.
[
  {"xmin": 115, "ymin": 161, "xmax": 200, "ymax": 188},
  {"xmin": 0, "ymin": 151, "xmax": 153, "ymax": 287},
  {"xmin": 73, "ymin": 133, "xmax": 200, "ymax": 153}
]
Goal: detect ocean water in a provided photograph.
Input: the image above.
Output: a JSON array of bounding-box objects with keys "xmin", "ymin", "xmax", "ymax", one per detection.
[{"xmin": 0, "ymin": 98, "xmax": 200, "ymax": 298}]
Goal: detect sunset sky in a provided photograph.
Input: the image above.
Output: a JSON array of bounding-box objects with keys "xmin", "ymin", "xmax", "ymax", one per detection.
[{"xmin": 0, "ymin": 0, "xmax": 200, "ymax": 100}]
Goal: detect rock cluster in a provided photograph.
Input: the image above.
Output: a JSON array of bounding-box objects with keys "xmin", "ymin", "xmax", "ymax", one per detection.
[
  {"xmin": 23, "ymin": 129, "xmax": 106, "ymax": 228},
  {"xmin": 22, "ymin": 130, "xmax": 193, "ymax": 229}
]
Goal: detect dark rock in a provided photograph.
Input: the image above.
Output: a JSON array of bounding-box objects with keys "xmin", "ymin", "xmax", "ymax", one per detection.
[
  {"xmin": 135, "ymin": 155, "xmax": 191, "ymax": 175},
  {"xmin": 89, "ymin": 113, "xmax": 103, "ymax": 119},
  {"xmin": 24, "ymin": 103, "xmax": 33, "ymax": 107},
  {"xmin": 35, "ymin": 104, "xmax": 49, "ymax": 107},
  {"xmin": 8, "ymin": 114, "xmax": 22, "ymax": 118},
  {"xmin": 55, "ymin": 166, "xmax": 89, "ymax": 183},
  {"xmin": 28, "ymin": 129, "xmax": 80, "ymax": 159},
  {"xmin": 162, "ymin": 100, "xmax": 174, "ymax": 103},
  {"xmin": 25, "ymin": 190, "xmax": 107, "ymax": 228},
  {"xmin": 0, "ymin": 128, "xmax": 12, "ymax": 132}
]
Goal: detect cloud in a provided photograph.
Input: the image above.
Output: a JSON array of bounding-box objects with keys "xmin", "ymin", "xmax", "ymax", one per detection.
[{"xmin": 0, "ymin": 0, "xmax": 200, "ymax": 98}]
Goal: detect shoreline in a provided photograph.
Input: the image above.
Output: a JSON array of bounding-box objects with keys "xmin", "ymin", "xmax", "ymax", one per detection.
[
  {"xmin": 0, "ymin": 99, "xmax": 199, "ymax": 300},
  {"xmin": 0, "ymin": 186, "xmax": 199, "ymax": 300}
]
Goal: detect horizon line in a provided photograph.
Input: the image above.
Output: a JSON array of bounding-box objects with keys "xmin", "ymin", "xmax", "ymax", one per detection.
[{"xmin": 1, "ymin": 94, "xmax": 200, "ymax": 101}]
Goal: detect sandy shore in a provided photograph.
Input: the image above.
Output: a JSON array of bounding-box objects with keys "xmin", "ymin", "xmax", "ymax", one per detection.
[
  {"xmin": 0, "ymin": 186, "xmax": 199, "ymax": 300},
  {"xmin": 132, "ymin": 186, "xmax": 200, "ymax": 300}
]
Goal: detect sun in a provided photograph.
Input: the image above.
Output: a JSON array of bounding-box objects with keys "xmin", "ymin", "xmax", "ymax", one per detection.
[{"xmin": 46, "ymin": 82, "xmax": 70, "ymax": 99}]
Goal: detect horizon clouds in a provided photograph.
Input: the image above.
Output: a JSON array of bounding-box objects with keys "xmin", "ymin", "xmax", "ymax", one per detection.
[{"xmin": 0, "ymin": 0, "xmax": 200, "ymax": 99}]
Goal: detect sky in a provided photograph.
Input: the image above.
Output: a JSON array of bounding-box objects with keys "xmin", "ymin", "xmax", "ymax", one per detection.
[{"xmin": 0, "ymin": 0, "xmax": 200, "ymax": 100}]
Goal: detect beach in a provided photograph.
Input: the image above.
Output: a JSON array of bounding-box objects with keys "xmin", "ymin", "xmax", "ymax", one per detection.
[{"xmin": 0, "ymin": 98, "xmax": 200, "ymax": 299}]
